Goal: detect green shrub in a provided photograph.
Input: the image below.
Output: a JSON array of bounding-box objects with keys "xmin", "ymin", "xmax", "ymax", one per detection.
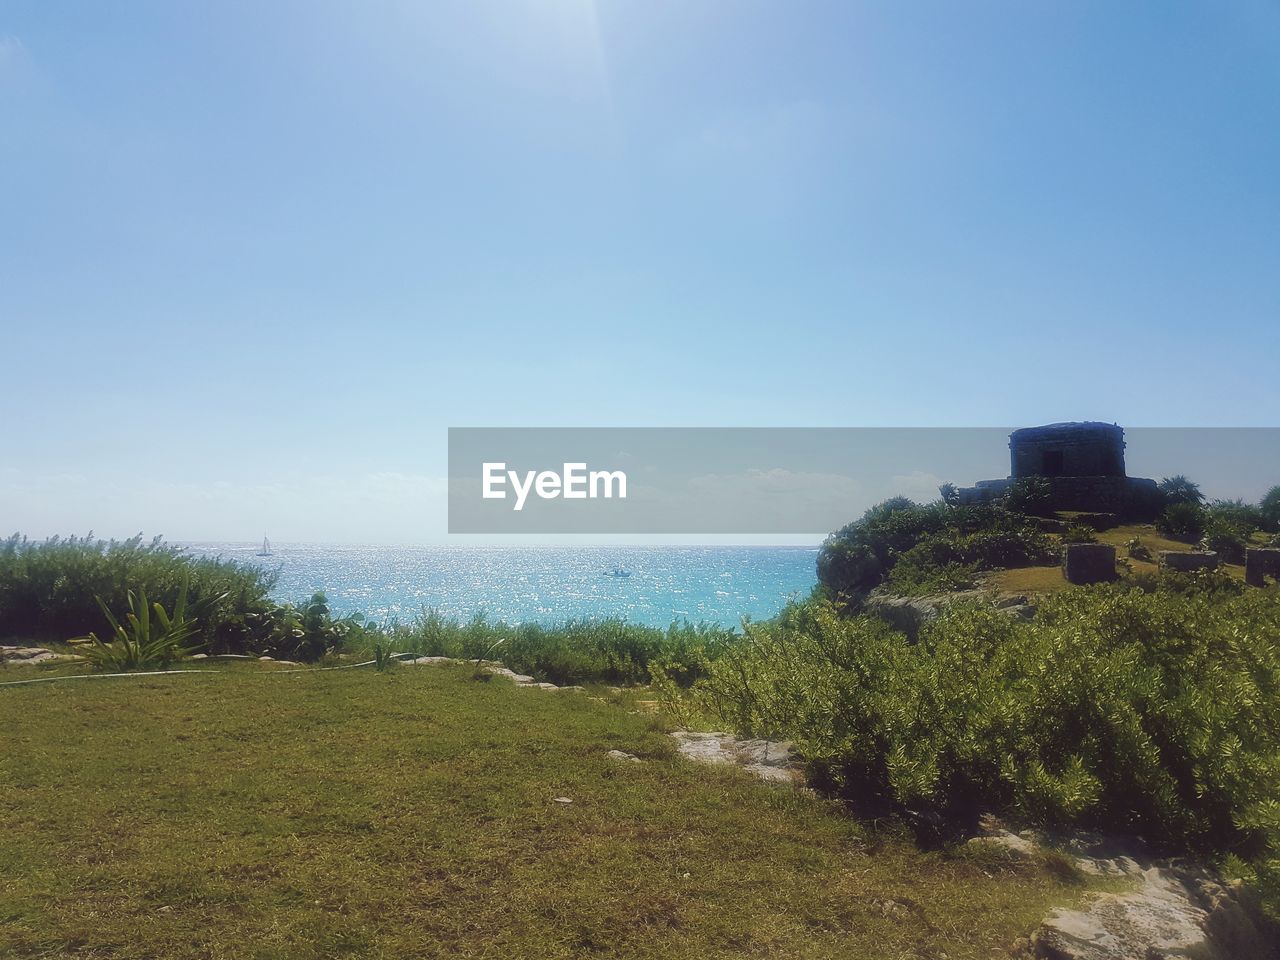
[
  {"xmin": 893, "ymin": 526, "xmax": 1056, "ymax": 576},
  {"xmin": 0, "ymin": 534, "xmax": 275, "ymax": 653},
  {"xmin": 815, "ymin": 538, "xmax": 884, "ymax": 602},
  {"xmin": 1262, "ymin": 486, "xmax": 1280, "ymax": 533},
  {"xmin": 817, "ymin": 500, "xmax": 1052, "ymax": 603},
  {"xmin": 694, "ymin": 589, "xmax": 1280, "ymax": 901},
  {"xmin": 1187, "ymin": 500, "xmax": 1261, "ymax": 564},
  {"xmin": 1061, "ymin": 523, "xmax": 1097, "ymax": 544},
  {"xmin": 884, "ymin": 561, "xmax": 980, "ymax": 596},
  {"xmin": 1157, "ymin": 503, "xmax": 1206, "ymax": 543},
  {"xmin": 250, "ymin": 591, "xmax": 371, "ymax": 661},
  {"xmin": 1208, "ymin": 498, "xmax": 1264, "ymax": 530},
  {"xmin": 1127, "ymin": 537, "xmax": 1152, "ymax": 561},
  {"xmin": 75, "ymin": 581, "xmax": 206, "ymax": 671},
  {"xmin": 1202, "ymin": 518, "xmax": 1251, "ymax": 564},
  {"xmin": 1002, "ymin": 477, "xmax": 1055, "ymax": 518}
]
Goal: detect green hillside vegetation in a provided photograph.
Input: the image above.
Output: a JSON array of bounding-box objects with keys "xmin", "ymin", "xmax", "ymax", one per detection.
[{"xmin": 5, "ymin": 481, "xmax": 1280, "ymax": 925}]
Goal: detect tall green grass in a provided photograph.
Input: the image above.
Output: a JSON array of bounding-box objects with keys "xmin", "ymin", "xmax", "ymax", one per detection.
[
  {"xmin": 0, "ymin": 534, "xmax": 740, "ymax": 681},
  {"xmin": 381, "ymin": 609, "xmax": 737, "ymax": 686},
  {"xmin": 0, "ymin": 534, "xmax": 275, "ymax": 652}
]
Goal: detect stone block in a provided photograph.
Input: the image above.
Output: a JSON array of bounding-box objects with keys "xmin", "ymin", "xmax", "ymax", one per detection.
[
  {"xmin": 1159, "ymin": 551, "xmax": 1219, "ymax": 573},
  {"xmin": 1062, "ymin": 543, "xmax": 1117, "ymax": 585},
  {"xmin": 1245, "ymin": 547, "xmax": 1280, "ymax": 587}
]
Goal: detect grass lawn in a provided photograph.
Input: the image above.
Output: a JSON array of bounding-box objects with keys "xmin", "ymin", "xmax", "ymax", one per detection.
[{"xmin": 0, "ymin": 664, "xmax": 1089, "ymax": 959}]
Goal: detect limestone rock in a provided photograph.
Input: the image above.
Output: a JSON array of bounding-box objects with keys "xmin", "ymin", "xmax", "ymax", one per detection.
[
  {"xmin": 1034, "ymin": 865, "xmax": 1276, "ymax": 960},
  {"xmin": 864, "ymin": 590, "xmax": 983, "ymax": 639},
  {"xmin": 965, "ymin": 818, "xmax": 1277, "ymax": 959},
  {"xmin": 606, "ymin": 749, "xmax": 641, "ymax": 763},
  {"xmin": 0, "ymin": 646, "xmax": 62, "ymax": 665},
  {"xmin": 670, "ymin": 731, "xmax": 804, "ymax": 785},
  {"xmin": 396, "ymin": 656, "xmax": 579, "ymax": 693},
  {"xmin": 866, "ymin": 589, "xmax": 1035, "ymax": 638}
]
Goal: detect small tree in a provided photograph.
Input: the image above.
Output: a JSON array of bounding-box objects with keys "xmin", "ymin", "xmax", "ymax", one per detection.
[
  {"xmin": 1261, "ymin": 485, "xmax": 1280, "ymax": 533},
  {"xmin": 1159, "ymin": 475, "xmax": 1205, "ymax": 507}
]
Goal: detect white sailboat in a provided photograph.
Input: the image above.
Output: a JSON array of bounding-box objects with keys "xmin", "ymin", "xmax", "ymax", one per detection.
[{"xmin": 257, "ymin": 534, "xmax": 273, "ymax": 557}]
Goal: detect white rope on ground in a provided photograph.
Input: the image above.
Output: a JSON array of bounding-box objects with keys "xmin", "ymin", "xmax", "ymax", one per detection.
[{"xmin": 0, "ymin": 652, "xmax": 428, "ymax": 688}]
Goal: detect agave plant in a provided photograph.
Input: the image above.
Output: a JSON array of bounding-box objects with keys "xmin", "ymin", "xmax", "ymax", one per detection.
[
  {"xmin": 75, "ymin": 579, "xmax": 205, "ymax": 671},
  {"xmin": 371, "ymin": 641, "xmax": 399, "ymax": 672}
]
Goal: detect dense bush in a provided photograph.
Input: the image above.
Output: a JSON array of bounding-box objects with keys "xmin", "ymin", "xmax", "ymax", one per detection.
[
  {"xmin": 0, "ymin": 534, "xmax": 276, "ymax": 652},
  {"xmin": 1207, "ymin": 498, "xmax": 1265, "ymax": 531},
  {"xmin": 1201, "ymin": 510, "xmax": 1255, "ymax": 564},
  {"xmin": 817, "ymin": 498, "xmax": 947, "ymax": 600},
  {"xmin": 1157, "ymin": 503, "xmax": 1206, "ymax": 543},
  {"xmin": 250, "ymin": 591, "xmax": 375, "ymax": 661},
  {"xmin": 887, "ymin": 527, "xmax": 1057, "ymax": 597},
  {"xmin": 884, "ymin": 560, "xmax": 981, "ymax": 596},
  {"xmin": 694, "ymin": 588, "xmax": 1280, "ymax": 900},
  {"xmin": 1263, "ymin": 486, "xmax": 1280, "ymax": 533},
  {"xmin": 383, "ymin": 610, "xmax": 735, "ymax": 686},
  {"xmin": 1061, "ymin": 523, "xmax": 1098, "ymax": 544},
  {"xmin": 1001, "ymin": 477, "xmax": 1054, "ymax": 517},
  {"xmin": 819, "ymin": 500, "xmax": 1054, "ymax": 602}
]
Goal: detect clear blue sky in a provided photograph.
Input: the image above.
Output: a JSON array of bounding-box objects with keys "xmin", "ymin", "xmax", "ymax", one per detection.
[{"xmin": 3, "ymin": 2, "xmax": 1278, "ymax": 542}]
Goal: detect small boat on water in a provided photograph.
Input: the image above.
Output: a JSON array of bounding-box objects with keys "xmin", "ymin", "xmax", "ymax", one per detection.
[
  {"xmin": 605, "ymin": 566, "xmax": 631, "ymax": 579},
  {"xmin": 257, "ymin": 535, "xmax": 273, "ymax": 557}
]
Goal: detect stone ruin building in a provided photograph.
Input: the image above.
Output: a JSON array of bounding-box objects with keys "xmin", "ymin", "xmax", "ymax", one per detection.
[{"xmin": 958, "ymin": 422, "xmax": 1162, "ymax": 519}]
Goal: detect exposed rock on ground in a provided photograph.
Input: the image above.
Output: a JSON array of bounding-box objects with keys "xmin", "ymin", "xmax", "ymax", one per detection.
[
  {"xmin": 865, "ymin": 588, "xmax": 1036, "ymax": 639},
  {"xmin": 1035, "ymin": 867, "xmax": 1276, "ymax": 960},
  {"xmin": 969, "ymin": 819, "xmax": 1277, "ymax": 960},
  {"xmin": 0, "ymin": 645, "xmax": 75, "ymax": 666},
  {"xmin": 669, "ymin": 730, "xmax": 804, "ymax": 784},
  {"xmin": 401, "ymin": 656, "xmax": 583, "ymax": 692}
]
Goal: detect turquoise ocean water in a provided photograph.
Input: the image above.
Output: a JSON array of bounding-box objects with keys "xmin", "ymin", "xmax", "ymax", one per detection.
[{"xmin": 181, "ymin": 544, "xmax": 819, "ymax": 629}]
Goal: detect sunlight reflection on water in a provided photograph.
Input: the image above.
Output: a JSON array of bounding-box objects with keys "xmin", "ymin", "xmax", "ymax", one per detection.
[{"xmin": 180, "ymin": 544, "xmax": 818, "ymax": 628}]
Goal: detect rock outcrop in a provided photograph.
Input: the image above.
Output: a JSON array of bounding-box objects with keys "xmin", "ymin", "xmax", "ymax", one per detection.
[
  {"xmin": 969, "ymin": 819, "xmax": 1277, "ymax": 960},
  {"xmin": 0, "ymin": 645, "xmax": 74, "ymax": 666},
  {"xmin": 400, "ymin": 655, "xmax": 583, "ymax": 692},
  {"xmin": 865, "ymin": 588, "xmax": 1036, "ymax": 639},
  {"xmin": 669, "ymin": 731, "xmax": 804, "ymax": 784}
]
